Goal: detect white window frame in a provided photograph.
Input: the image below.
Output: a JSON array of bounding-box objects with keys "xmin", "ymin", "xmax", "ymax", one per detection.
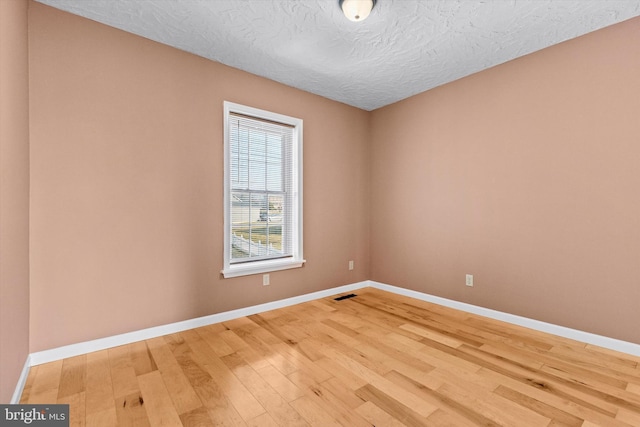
[{"xmin": 222, "ymin": 101, "xmax": 304, "ymax": 278}]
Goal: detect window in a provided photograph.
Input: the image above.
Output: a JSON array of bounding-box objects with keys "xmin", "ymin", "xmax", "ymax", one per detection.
[{"xmin": 222, "ymin": 102, "xmax": 304, "ymax": 278}]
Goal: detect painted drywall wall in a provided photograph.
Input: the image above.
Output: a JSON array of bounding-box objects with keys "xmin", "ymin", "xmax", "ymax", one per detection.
[
  {"xmin": 0, "ymin": 0, "xmax": 30, "ymax": 402},
  {"xmin": 26, "ymin": 1, "xmax": 640, "ymax": 355},
  {"xmin": 371, "ymin": 16, "xmax": 640, "ymax": 344},
  {"xmin": 28, "ymin": 2, "xmax": 370, "ymax": 352}
]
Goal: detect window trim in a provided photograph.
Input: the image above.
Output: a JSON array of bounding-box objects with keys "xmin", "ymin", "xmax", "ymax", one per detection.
[{"xmin": 221, "ymin": 101, "xmax": 304, "ymax": 278}]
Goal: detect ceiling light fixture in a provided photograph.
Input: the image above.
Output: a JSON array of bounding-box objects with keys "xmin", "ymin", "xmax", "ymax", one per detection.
[{"xmin": 339, "ymin": 0, "xmax": 376, "ymax": 22}]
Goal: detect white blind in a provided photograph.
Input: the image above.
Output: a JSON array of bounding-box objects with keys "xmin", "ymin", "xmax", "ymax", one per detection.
[{"xmin": 228, "ymin": 112, "xmax": 294, "ymax": 264}]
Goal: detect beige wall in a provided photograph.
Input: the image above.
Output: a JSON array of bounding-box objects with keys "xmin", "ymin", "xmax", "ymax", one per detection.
[
  {"xmin": 371, "ymin": 16, "xmax": 640, "ymax": 344},
  {"xmin": 0, "ymin": 0, "xmax": 30, "ymax": 402},
  {"xmin": 25, "ymin": 2, "xmax": 640, "ymax": 358},
  {"xmin": 28, "ymin": 2, "xmax": 370, "ymax": 352}
]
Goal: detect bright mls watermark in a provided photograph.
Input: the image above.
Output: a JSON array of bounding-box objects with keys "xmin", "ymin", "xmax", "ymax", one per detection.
[{"xmin": 0, "ymin": 405, "xmax": 69, "ymax": 426}]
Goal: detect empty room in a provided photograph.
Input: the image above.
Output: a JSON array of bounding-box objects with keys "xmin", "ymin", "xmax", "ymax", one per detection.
[{"xmin": 1, "ymin": 0, "xmax": 640, "ymax": 425}]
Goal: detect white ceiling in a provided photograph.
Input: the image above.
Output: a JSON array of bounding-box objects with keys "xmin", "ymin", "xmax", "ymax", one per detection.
[{"xmin": 35, "ymin": 0, "xmax": 640, "ymax": 111}]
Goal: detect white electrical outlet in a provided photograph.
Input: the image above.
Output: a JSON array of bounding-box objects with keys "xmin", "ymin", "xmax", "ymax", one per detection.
[
  {"xmin": 263, "ymin": 274, "xmax": 270, "ymax": 286},
  {"xmin": 466, "ymin": 274, "xmax": 473, "ymax": 287},
  {"xmin": 349, "ymin": 260, "xmax": 354, "ymax": 271}
]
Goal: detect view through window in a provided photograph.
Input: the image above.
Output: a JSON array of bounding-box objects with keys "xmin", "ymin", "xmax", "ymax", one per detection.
[{"xmin": 222, "ymin": 102, "xmax": 303, "ymax": 277}]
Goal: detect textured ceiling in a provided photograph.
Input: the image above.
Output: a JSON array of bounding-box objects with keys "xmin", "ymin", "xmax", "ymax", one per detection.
[{"xmin": 35, "ymin": 0, "xmax": 640, "ymax": 111}]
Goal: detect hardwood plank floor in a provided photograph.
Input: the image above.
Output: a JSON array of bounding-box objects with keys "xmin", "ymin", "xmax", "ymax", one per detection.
[{"xmin": 20, "ymin": 287, "xmax": 640, "ymax": 426}]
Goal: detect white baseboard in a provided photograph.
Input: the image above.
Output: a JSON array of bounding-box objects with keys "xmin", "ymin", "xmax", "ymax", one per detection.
[
  {"xmin": 11, "ymin": 355, "xmax": 31, "ymax": 404},
  {"xmin": 368, "ymin": 280, "xmax": 640, "ymax": 357},
  {"xmin": 28, "ymin": 281, "xmax": 370, "ymax": 366},
  {"xmin": 26, "ymin": 279, "xmax": 640, "ymax": 371}
]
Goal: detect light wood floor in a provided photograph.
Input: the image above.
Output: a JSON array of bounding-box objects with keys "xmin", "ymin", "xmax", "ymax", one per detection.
[{"xmin": 20, "ymin": 287, "xmax": 640, "ymax": 426}]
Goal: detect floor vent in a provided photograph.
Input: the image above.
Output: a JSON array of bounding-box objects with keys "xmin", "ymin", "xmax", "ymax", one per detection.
[{"xmin": 334, "ymin": 293, "xmax": 357, "ymax": 301}]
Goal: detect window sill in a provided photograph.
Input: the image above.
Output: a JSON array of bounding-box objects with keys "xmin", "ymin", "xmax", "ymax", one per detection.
[{"xmin": 221, "ymin": 258, "xmax": 306, "ymax": 278}]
